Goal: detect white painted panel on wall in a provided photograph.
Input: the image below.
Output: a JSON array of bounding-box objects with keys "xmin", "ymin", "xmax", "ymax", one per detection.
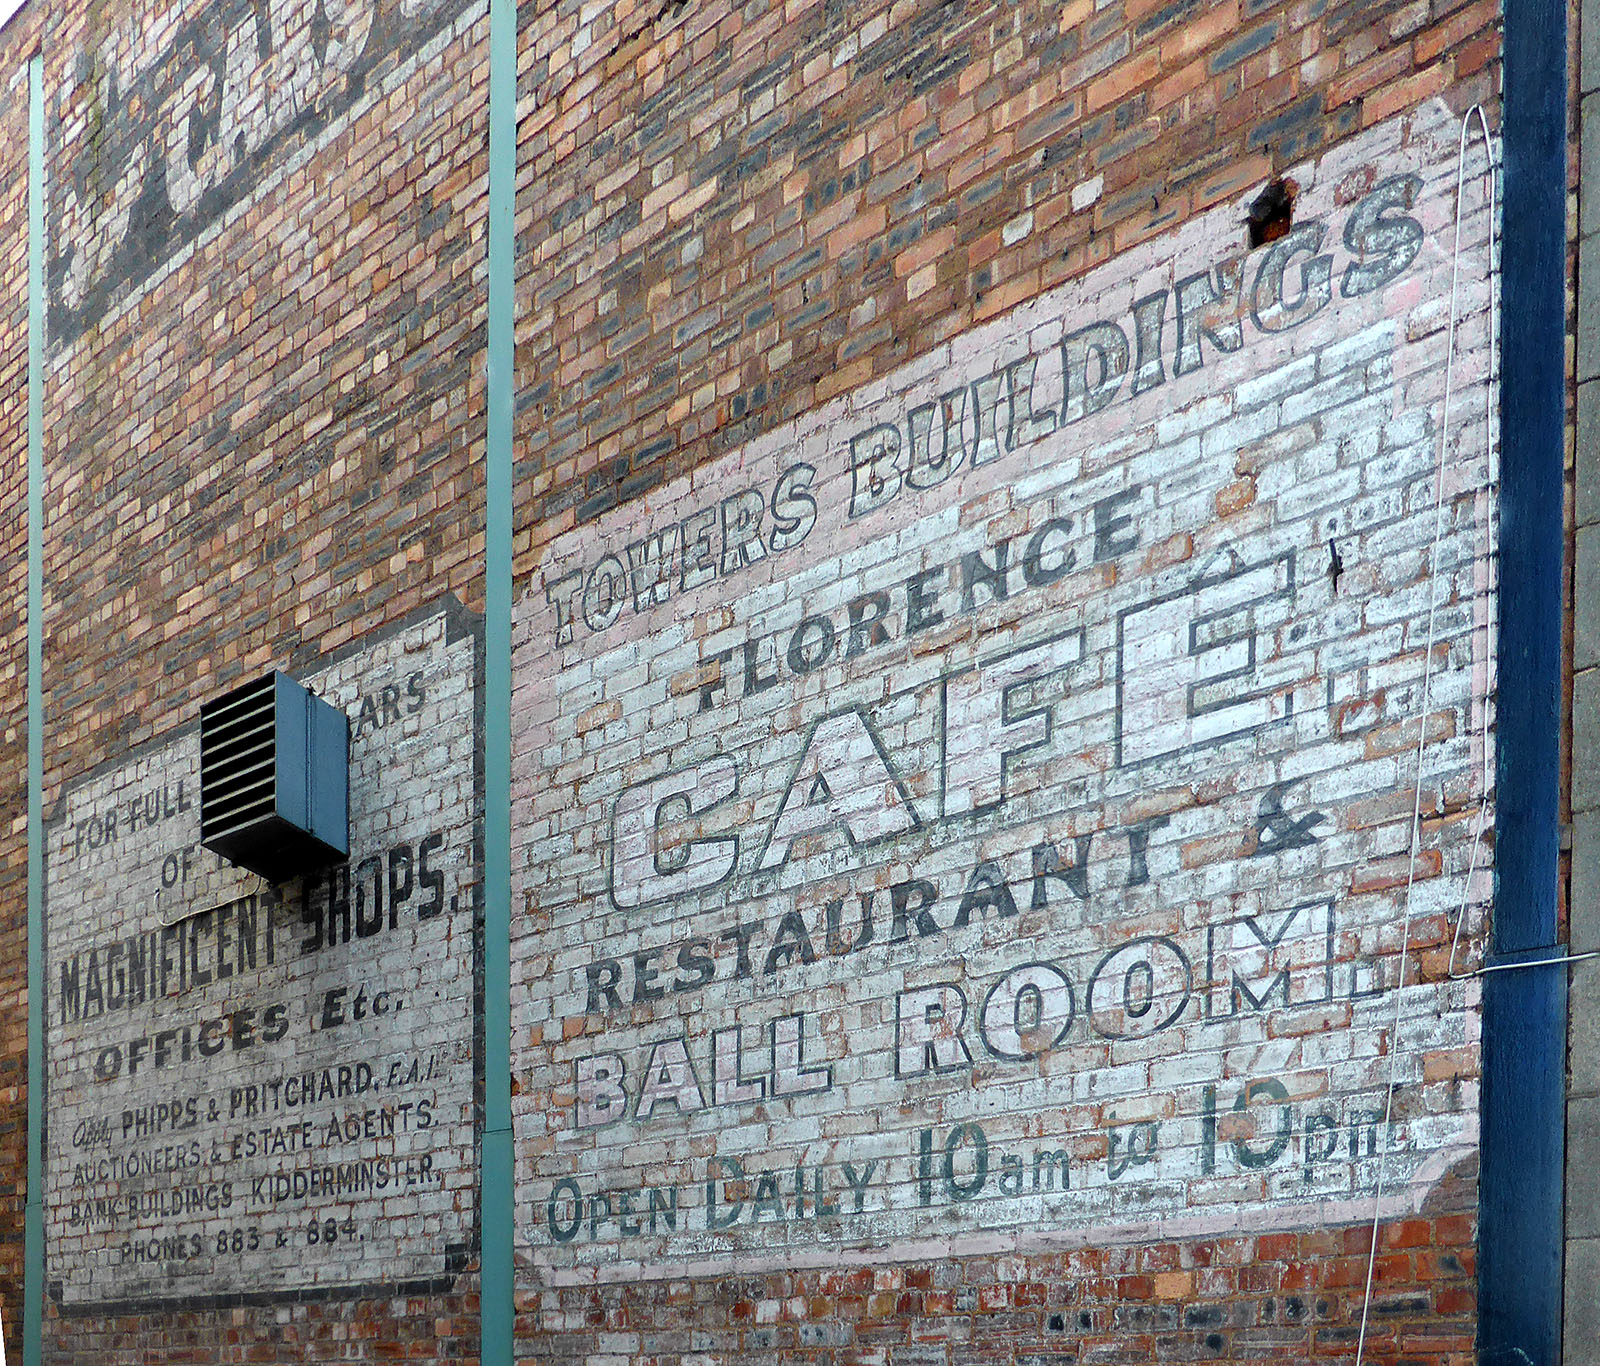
[
  {"xmin": 45, "ymin": 606, "xmax": 480, "ymax": 1306},
  {"xmin": 511, "ymin": 102, "xmax": 1497, "ymax": 1282}
]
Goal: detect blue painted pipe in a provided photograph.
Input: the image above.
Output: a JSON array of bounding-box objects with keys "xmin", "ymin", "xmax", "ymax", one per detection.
[{"xmin": 1482, "ymin": 0, "xmax": 1569, "ymax": 1356}]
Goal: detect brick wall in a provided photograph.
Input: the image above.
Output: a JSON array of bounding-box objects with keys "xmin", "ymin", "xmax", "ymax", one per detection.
[
  {"xmin": 1, "ymin": 0, "xmax": 492, "ymax": 1358},
  {"xmin": 510, "ymin": 0, "xmax": 1500, "ymax": 556},
  {"xmin": 0, "ymin": 0, "xmax": 1503, "ymax": 1360},
  {"xmin": 0, "ymin": 21, "xmax": 43, "ymax": 1350},
  {"xmin": 512, "ymin": 98, "xmax": 1493, "ymax": 1362}
]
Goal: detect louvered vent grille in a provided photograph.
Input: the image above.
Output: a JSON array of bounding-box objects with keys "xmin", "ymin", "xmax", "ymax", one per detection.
[
  {"xmin": 200, "ymin": 672, "xmax": 349, "ymax": 883},
  {"xmin": 200, "ymin": 675, "xmax": 278, "ymax": 846}
]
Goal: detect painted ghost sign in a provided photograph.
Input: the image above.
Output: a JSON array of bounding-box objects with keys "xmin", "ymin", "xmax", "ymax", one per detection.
[
  {"xmin": 47, "ymin": 0, "xmax": 476, "ymax": 340},
  {"xmin": 512, "ymin": 105, "xmax": 1493, "ymax": 1281},
  {"xmin": 46, "ymin": 606, "xmax": 479, "ymax": 1306}
]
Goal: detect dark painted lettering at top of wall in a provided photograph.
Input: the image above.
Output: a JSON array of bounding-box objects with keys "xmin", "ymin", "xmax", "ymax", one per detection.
[{"xmin": 49, "ymin": 0, "xmax": 472, "ymax": 342}]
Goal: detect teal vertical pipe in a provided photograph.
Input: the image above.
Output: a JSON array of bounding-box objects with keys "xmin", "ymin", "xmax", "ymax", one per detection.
[
  {"xmin": 24, "ymin": 51, "xmax": 45, "ymax": 1366},
  {"xmin": 483, "ymin": 0, "xmax": 516, "ymax": 1361}
]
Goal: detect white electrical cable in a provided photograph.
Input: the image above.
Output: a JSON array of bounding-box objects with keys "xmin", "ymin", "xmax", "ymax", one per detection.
[
  {"xmin": 1427, "ymin": 119, "xmax": 1600, "ymax": 991},
  {"xmin": 1352, "ymin": 105, "xmax": 1497, "ymax": 1366},
  {"xmin": 1439, "ymin": 98, "xmax": 1499, "ymax": 986}
]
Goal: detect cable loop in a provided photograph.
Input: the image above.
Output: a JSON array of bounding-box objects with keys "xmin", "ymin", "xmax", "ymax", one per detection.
[{"xmin": 1354, "ymin": 104, "xmax": 1498, "ymax": 1366}]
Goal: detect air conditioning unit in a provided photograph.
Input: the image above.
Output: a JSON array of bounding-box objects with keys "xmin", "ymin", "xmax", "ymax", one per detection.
[{"xmin": 199, "ymin": 672, "xmax": 349, "ymax": 883}]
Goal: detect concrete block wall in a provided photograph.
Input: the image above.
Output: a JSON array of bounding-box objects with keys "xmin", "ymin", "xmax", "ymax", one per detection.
[{"xmin": 1566, "ymin": 0, "xmax": 1600, "ymax": 1348}]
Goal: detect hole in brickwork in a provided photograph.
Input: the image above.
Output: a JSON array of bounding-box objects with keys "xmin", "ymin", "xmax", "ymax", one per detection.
[
  {"xmin": 1047, "ymin": 1314, "xmax": 1066, "ymax": 1332},
  {"xmin": 1246, "ymin": 176, "xmax": 1298, "ymax": 247}
]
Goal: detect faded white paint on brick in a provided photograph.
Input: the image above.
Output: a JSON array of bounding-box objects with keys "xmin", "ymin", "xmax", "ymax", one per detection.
[
  {"xmin": 46, "ymin": 606, "xmax": 478, "ymax": 1305},
  {"xmin": 511, "ymin": 104, "xmax": 1496, "ymax": 1282},
  {"xmin": 47, "ymin": 0, "xmax": 484, "ymax": 342}
]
